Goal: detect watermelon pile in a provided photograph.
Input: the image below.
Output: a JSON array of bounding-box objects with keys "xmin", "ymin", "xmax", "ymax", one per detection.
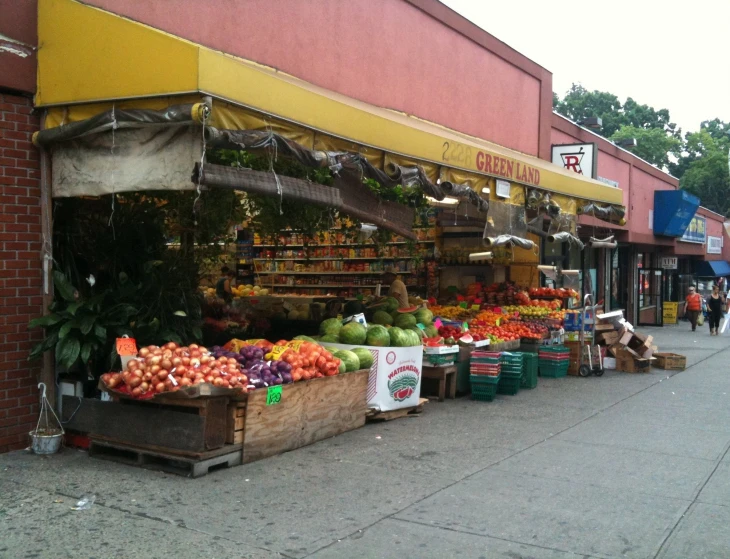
[{"xmin": 315, "ymin": 305, "xmax": 440, "ymax": 348}]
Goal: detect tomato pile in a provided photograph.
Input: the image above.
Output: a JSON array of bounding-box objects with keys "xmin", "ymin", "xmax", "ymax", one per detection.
[
  {"xmin": 277, "ymin": 341, "xmax": 341, "ymax": 381},
  {"xmin": 529, "ymin": 287, "xmax": 578, "ymax": 299}
]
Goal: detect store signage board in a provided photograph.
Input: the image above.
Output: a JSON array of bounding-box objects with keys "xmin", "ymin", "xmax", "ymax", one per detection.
[
  {"xmin": 551, "ymin": 143, "xmax": 597, "ymax": 179},
  {"xmin": 708, "ymin": 236, "xmax": 723, "ymax": 254},
  {"xmin": 663, "ymin": 302, "xmax": 678, "ymax": 324},
  {"xmin": 681, "ymin": 215, "xmax": 707, "ymax": 244},
  {"xmin": 597, "ymin": 176, "xmax": 619, "ymax": 188},
  {"xmin": 495, "ymin": 179, "xmax": 511, "ymax": 198},
  {"xmin": 661, "ymin": 257, "xmax": 678, "ymax": 270}
]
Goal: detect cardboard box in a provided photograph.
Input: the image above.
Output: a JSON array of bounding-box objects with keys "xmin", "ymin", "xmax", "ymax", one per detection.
[
  {"xmin": 614, "ymin": 348, "xmax": 651, "ymax": 373},
  {"xmin": 598, "ymin": 331, "xmax": 620, "ymax": 346},
  {"xmin": 595, "ymin": 323, "xmax": 617, "ymax": 332},
  {"xmin": 653, "ymin": 353, "xmax": 686, "ymax": 371}
]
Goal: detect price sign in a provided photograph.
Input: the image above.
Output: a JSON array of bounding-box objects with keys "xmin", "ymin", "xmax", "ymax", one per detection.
[
  {"xmin": 459, "ymin": 302, "xmax": 468, "ymax": 309},
  {"xmin": 116, "ymin": 337, "xmax": 138, "ymax": 356},
  {"xmin": 266, "ymin": 345, "xmax": 290, "ymax": 360},
  {"xmin": 471, "ymin": 304, "xmax": 481, "ymax": 311},
  {"xmin": 266, "ymin": 385, "xmax": 283, "ymax": 406},
  {"xmin": 433, "ymin": 318, "xmax": 443, "ymax": 329},
  {"xmin": 416, "ymin": 323, "xmax": 426, "ymax": 331},
  {"xmin": 285, "ymin": 340, "xmax": 306, "ymax": 352},
  {"xmin": 462, "ymin": 322, "xmax": 469, "ymax": 331}
]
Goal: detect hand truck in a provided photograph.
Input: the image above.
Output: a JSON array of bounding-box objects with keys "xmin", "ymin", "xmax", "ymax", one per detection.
[{"xmin": 579, "ymin": 294, "xmax": 604, "ymax": 377}]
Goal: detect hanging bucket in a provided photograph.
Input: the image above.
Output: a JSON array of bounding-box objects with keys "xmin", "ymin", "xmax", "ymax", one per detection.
[
  {"xmin": 30, "ymin": 382, "xmax": 64, "ymax": 455},
  {"xmin": 29, "ymin": 429, "xmax": 63, "ymax": 455}
]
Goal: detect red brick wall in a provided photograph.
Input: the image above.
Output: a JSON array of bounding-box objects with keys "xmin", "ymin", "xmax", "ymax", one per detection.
[{"xmin": 0, "ymin": 91, "xmax": 43, "ymax": 453}]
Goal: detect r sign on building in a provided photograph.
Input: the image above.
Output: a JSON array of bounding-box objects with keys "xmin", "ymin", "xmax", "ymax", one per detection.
[{"xmin": 551, "ymin": 143, "xmax": 597, "ymax": 179}]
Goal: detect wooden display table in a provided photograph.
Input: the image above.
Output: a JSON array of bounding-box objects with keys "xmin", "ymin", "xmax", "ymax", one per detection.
[{"xmin": 421, "ymin": 365, "xmax": 457, "ymax": 401}]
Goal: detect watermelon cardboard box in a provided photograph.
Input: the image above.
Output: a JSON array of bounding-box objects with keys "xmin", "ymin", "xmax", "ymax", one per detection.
[{"xmin": 324, "ymin": 343, "xmax": 423, "ymax": 412}]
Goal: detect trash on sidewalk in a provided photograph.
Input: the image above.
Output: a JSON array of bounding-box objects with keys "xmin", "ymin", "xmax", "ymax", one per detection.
[
  {"xmin": 71, "ymin": 494, "xmax": 96, "ymax": 511},
  {"xmin": 594, "ymin": 311, "xmax": 680, "ymax": 373}
]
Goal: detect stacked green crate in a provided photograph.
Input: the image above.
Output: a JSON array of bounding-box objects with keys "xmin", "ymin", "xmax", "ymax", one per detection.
[
  {"xmin": 498, "ymin": 352, "xmax": 523, "ymax": 395},
  {"xmin": 538, "ymin": 346, "xmax": 570, "ymax": 378},
  {"xmin": 519, "ymin": 352, "xmax": 538, "ymax": 389},
  {"xmin": 470, "ymin": 351, "xmax": 501, "ymax": 402}
]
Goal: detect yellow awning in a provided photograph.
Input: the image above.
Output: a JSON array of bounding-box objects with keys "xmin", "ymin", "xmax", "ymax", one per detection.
[{"xmin": 37, "ymin": 0, "xmax": 623, "ymax": 206}]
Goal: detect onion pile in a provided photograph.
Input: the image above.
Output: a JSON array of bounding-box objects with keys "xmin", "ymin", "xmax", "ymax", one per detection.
[
  {"xmin": 101, "ymin": 342, "xmax": 249, "ymax": 398},
  {"xmin": 210, "ymin": 345, "xmax": 293, "ymax": 388}
]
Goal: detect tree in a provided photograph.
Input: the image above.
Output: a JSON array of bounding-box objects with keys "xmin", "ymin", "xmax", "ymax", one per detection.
[
  {"xmin": 677, "ymin": 127, "xmax": 730, "ymax": 216},
  {"xmin": 610, "ymin": 125, "xmax": 681, "ymax": 169},
  {"xmin": 554, "ymin": 84, "xmax": 681, "ymax": 171}
]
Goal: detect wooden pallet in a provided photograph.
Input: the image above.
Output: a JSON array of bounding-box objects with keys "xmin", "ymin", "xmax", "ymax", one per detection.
[
  {"xmin": 89, "ymin": 437, "xmax": 242, "ymax": 478},
  {"xmin": 366, "ymin": 398, "xmax": 428, "ymax": 422}
]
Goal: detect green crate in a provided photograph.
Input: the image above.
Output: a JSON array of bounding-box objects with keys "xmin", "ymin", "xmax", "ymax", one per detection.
[
  {"xmin": 539, "ymin": 363, "xmax": 569, "ymax": 378},
  {"xmin": 520, "ymin": 353, "xmax": 538, "ymax": 389},
  {"xmin": 470, "ymin": 374, "xmax": 500, "ymax": 385},
  {"xmin": 471, "ymin": 383, "xmax": 497, "ymax": 401},
  {"xmin": 539, "ymin": 345, "xmax": 570, "ymax": 353},
  {"xmin": 424, "ymin": 353, "xmax": 457, "ymax": 366},
  {"xmin": 497, "ymin": 375, "xmax": 521, "ymax": 395},
  {"xmin": 470, "ymin": 374, "xmax": 499, "ymax": 402}
]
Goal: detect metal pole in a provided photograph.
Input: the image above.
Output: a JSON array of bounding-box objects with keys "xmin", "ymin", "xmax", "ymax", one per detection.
[{"xmin": 39, "ymin": 109, "xmax": 55, "ymax": 408}]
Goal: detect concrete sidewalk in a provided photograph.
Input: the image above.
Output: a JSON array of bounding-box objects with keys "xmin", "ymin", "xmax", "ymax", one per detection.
[{"xmin": 2, "ymin": 323, "xmax": 730, "ymax": 559}]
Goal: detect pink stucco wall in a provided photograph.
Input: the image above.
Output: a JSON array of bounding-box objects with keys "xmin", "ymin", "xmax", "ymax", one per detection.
[{"xmin": 86, "ymin": 0, "xmax": 545, "ymax": 156}]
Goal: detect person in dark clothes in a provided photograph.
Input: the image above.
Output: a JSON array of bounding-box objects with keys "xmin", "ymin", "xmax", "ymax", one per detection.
[
  {"xmin": 216, "ymin": 266, "xmax": 236, "ymax": 304},
  {"xmin": 707, "ymin": 284, "xmax": 725, "ymax": 335}
]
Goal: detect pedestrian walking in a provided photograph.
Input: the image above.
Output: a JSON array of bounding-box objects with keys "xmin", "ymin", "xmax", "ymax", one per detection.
[
  {"xmin": 684, "ymin": 286, "xmax": 702, "ymax": 332},
  {"xmin": 707, "ymin": 284, "xmax": 725, "ymax": 335}
]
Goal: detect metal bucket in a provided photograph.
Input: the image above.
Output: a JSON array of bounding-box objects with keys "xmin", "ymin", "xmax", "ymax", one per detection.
[{"xmin": 29, "ymin": 430, "xmax": 63, "ymax": 455}]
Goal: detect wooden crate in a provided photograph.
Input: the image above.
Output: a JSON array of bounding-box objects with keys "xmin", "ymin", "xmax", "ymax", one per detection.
[
  {"xmin": 62, "ymin": 395, "xmax": 229, "ymax": 453},
  {"xmin": 653, "ymin": 353, "xmax": 687, "ymax": 371},
  {"xmin": 226, "ymin": 400, "xmax": 247, "ymax": 444},
  {"xmin": 243, "ymin": 370, "xmax": 368, "ymax": 464}
]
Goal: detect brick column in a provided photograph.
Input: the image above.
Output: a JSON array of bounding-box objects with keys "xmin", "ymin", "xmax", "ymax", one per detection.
[{"xmin": 0, "ymin": 92, "xmax": 44, "ymax": 453}]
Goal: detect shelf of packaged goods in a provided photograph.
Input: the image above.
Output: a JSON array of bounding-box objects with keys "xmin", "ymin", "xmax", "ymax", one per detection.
[
  {"xmin": 254, "ymin": 271, "xmax": 413, "ymax": 275},
  {"xmin": 253, "ymin": 241, "xmax": 435, "ymax": 248},
  {"xmin": 252, "ymin": 257, "xmax": 412, "ymax": 261}
]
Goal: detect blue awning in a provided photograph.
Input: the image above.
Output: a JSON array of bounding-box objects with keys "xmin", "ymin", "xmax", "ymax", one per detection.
[{"xmin": 696, "ymin": 260, "xmax": 730, "ymax": 277}]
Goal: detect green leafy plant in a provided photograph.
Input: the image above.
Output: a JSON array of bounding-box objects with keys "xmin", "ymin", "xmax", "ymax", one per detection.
[{"xmin": 29, "ymin": 272, "xmax": 137, "ymax": 371}]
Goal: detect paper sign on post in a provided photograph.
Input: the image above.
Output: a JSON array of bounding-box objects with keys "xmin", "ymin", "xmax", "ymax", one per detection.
[
  {"xmin": 434, "ymin": 318, "xmax": 443, "ymax": 329},
  {"xmin": 266, "ymin": 385, "xmax": 282, "ymax": 405}
]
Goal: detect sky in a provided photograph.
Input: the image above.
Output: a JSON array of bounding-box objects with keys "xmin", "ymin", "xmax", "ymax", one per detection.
[{"xmin": 441, "ymin": 0, "xmax": 730, "ymax": 134}]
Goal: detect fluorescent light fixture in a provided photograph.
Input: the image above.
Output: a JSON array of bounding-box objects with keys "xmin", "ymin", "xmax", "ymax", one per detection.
[
  {"xmin": 426, "ymin": 196, "xmax": 459, "ymax": 206},
  {"xmin": 561, "ymin": 269, "xmax": 580, "ymax": 276},
  {"xmin": 468, "ymin": 251, "xmax": 493, "ymax": 262},
  {"xmin": 481, "ymin": 187, "xmax": 490, "ymax": 194}
]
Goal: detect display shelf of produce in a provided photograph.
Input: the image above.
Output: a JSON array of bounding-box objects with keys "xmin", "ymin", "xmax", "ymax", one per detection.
[
  {"xmin": 253, "ymin": 257, "xmax": 413, "ymax": 261},
  {"xmin": 254, "ymin": 241, "xmax": 435, "ymax": 247},
  {"xmin": 255, "ymin": 271, "xmax": 413, "ymax": 275},
  {"xmin": 261, "ymin": 284, "xmax": 426, "ymax": 289}
]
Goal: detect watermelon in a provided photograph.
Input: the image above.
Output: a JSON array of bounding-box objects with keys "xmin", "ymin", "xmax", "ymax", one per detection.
[
  {"xmin": 319, "ymin": 318, "xmax": 343, "ymax": 336},
  {"xmin": 372, "ymin": 310, "xmax": 394, "ymax": 326},
  {"xmin": 334, "ymin": 350, "xmax": 360, "ymax": 372},
  {"xmin": 337, "ymin": 359, "xmax": 346, "ymax": 374},
  {"xmin": 389, "ymin": 327, "xmax": 409, "ymax": 347},
  {"xmin": 404, "ymin": 329, "xmax": 421, "ymax": 346},
  {"xmin": 323, "ymin": 346, "xmax": 340, "ymax": 354},
  {"xmin": 408, "ymin": 327, "xmax": 425, "ymax": 340},
  {"xmin": 339, "ymin": 322, "xmax": 367, "ymax": 345},
  {"xmin": 352, "ymin": 348, "xmax": 374, "ymax": 369},
  {"xmin": 394, "ymin": 313, "xmax": 417, "ymax": 329},
  {"xmin": 382, "ymin": 297, "xmax": 400, "ymax": 314},
  {"xmin": 294, "ymin": 335, "xmax": 317, "ymax": 342},
  {"xmin": 396, "ymin": 306, "xmax": 420, "ymax": 314},
  {"xmin": 424, "ymin": 324, "xmax": 439, "ymax": 338},
  {"xmin": 366, "ymin": 324, "xmax": 390, "ymax": 347},
  {"xmin": 320, "ymin": 334, "xmax": 340, "ymax": 343},
  {"xmin": 414, "ymin": 309, "xmax": 434, "ymax": 324}
]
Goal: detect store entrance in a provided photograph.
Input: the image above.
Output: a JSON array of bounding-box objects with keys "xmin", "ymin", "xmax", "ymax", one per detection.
[{"xmin": 637, "ymin": 268, "xmax": 664, "ymax": 326}]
